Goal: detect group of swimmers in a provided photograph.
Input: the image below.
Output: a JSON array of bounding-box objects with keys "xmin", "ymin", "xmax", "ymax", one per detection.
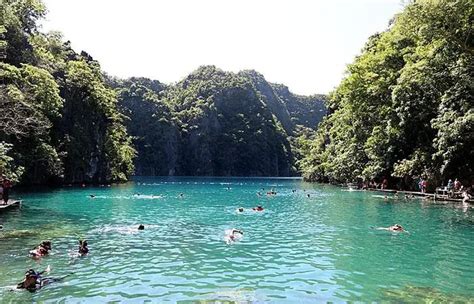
[
  {"xmin": 15, "ymin": 239, "xmax": 89, "ymax": 291},
  {"xmin": 236, "ymin": 205, "xmax": 264, "ymax": 213},
  {"xmin": 28, "ymin": 240, "xmax": 89, "ymax": 259},
  {"xmin": 10, "ymin": 185, "xmax": 411, "ymax": 292}
]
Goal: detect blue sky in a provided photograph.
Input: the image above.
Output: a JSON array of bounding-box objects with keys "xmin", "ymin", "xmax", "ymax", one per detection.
[{"xmin": 41, "ymin": 0, "xmax": 404, "ymax": 95}]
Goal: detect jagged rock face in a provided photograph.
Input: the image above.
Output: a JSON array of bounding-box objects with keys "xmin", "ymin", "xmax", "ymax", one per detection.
[
  {"xmin": 117, "ymin": 66, "xmax": 326, "ymax": 177},
  {"xmin": 115, "ymin": 78, "xmax": 179, "ymax": 176},
  {"xmin": 239, "ymin": 70, "xmax": 295, "ymax": 134}
]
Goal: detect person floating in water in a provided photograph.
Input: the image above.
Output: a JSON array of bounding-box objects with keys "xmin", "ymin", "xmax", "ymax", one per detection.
[
  {"xmin": 376, "ymin": 224, "xmax": 405, "ymax": 232},
  {"xmin": 30, "ymin": 241, "xmax": 52, "ymax": 258},
  {"xmin": 138, "ymin": 224, "xmax": 145, "ymax": 230},
  {"xmin": 16, "ymin": 266, "xmax": 68, "ymax": 292},
  {"xmin": 225, "ymin": 228, "xmax": 243, "ymax": 244},
  {"xmin": 78, "ymin": 240, "xmax": 89, "ymax": 255},
  {"xmin": 252, "ymin": 205, "xmax": 264, "ymax": 212}
]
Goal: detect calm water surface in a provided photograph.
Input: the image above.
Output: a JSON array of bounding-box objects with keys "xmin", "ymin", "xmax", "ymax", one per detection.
[{"xmin": 0, "ymin": 177, "xmax": 473, "ymax": 303}]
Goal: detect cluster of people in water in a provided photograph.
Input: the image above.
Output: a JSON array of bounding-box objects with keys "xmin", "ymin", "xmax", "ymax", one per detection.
[
  {"xmin": 14, "ymin": 239, "xmax": 89, "ymax": 291},
  {"xmin": 236, "ymin": 205, "xmax": 264, "ymax": 213},
  {"xmin": 14, "ymin": 223, "xmax": 151, "ymax": 292}
]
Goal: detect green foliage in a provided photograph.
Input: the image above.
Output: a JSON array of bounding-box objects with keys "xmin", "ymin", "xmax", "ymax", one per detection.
[
  {"xmin": 301, "ymin": 0, "xmax": 474, "ymax": 188},
  {"xmin": 0, "ymin": 142, "xmax": 24, "ymax": 182},
  {"xmin": 0, "ymin": 0, "xmax": 134, "ymax": 184}
]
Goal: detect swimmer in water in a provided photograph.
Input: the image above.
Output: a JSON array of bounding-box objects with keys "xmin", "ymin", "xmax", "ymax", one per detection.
[
  {"xmin": 78, "ymin": 240, "xmax": 89, "ymax": 255},
  {"xmin": 307, "ymin": 194, "xmax": 310, "ymax": 198},
  {"xmin": 179, "ymin": 193, "xmax": 184, "ymax": 198},
  {"xmin": 138, "ymin": 224, "xmax": 145, "ymax": 230},
  {"xmin": 237, "ymin": 207, "xmax": 244, "ymax": 213},
  {"xmin": 225, "ymin": 229, "xmax": 243, "ymax": 243},
  {"xmin": 29, "ymin": 241, "xmax": 52, "ymax": 258},
  {"xmin": 252, "ymin": 205, "xmax": 264, "ymax": 212},
  {"xmin": 89, "ymin": 194, "xmax": 95, "ymax": 198},
  {"xmin": 376, "ymin": 224, "xmax": 405, "ymax": 232},
  {"xmin": 16, "ymin": 267, "xmax": 68, "ymax": 292}
]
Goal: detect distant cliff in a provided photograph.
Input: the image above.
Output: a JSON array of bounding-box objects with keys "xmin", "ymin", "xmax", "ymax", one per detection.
[{"xmin": 116, "ymin": 66, "xmax": 327, "ymax": 177}]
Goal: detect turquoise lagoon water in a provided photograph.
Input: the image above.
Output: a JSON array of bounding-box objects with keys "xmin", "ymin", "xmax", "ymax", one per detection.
[{"xmin": 0, "ymin": 177, "xmax": 473, "ymax": 303}]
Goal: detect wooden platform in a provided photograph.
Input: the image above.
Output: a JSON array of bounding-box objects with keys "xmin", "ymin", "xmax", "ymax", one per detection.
[{"xmin": 0, "ymin": 200, "xmax": 21, "ymax": 211}]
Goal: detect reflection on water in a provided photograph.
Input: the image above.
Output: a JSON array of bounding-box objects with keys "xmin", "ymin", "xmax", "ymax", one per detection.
[{"xmin": 0, "ymin": 177, "xmax": 473, "ymax": 302}]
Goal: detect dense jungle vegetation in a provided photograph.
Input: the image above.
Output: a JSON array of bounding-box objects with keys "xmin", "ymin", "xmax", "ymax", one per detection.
[
  {"xmin": 300, "ymin": 0, "xmax": 473, "ymax": 190},
  {"xmin": 1, "ymin": 0, "xmax": 135, "ymax": 184}
]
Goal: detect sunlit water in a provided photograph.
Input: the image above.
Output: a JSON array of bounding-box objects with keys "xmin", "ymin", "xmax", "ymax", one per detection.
[{"xmin": 0, "ymin": 177, "xmax": 473, "ymax": 303}]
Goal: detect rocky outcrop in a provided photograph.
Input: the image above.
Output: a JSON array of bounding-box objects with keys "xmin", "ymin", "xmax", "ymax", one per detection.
[{"xmin": 117, "ymin": 66, "xmax": 326, "ymax": 177}]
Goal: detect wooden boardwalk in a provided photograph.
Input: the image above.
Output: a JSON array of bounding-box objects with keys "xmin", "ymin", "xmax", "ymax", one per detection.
[{"xmin": 0, "ymin": 200, "xmax": 21, "ymax": 211}]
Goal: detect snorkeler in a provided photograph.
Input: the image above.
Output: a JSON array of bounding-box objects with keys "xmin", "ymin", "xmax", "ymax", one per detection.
[
  {"xmin": 17, "ymin": 266, "xmax": 68, "ymax": 292},
  {"xmin": 29, "ymin": 241, "xmax": 52, "ymax": 258},
  {"xmin": 138, "ymin": 224, "xmax": 145, "ymax": 230},
  {"xmin": 78, "ymin": 240, "xmax": 89, "ymax": 255},
  {"xmin": 252, "ymin": 205, "xmax": 264, "ymax": 212},
  {"xmin": 376, "ymin": 224, "xmax": 405, "ymax": 232}
]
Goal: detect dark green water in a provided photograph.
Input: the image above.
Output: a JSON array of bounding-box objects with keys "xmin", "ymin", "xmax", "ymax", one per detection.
[{"xmin": 0, "ymin": 177, "xmax": 473, "ymax": 303}]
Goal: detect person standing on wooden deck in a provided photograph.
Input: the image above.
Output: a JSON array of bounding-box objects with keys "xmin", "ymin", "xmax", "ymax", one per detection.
[{"xmin": 1, "ymin": 175, "xmax": 12, "ymax": 205}]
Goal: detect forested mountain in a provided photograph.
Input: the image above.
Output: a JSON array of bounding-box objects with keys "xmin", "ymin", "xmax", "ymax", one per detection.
[
  {"xmin": 300, "ymin": 0, "xmax": 473, "ymax": 190},
  {"xmin": 1, "ymin": 0, "xmax": 135, "ymax": 184},
  {"xmin": 115, "ymin": 66, "xmax": 327, "ymax": 177},
  {"xmin": 0, "ymin": 0, "xmax": 326, "ymax": 183}
]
